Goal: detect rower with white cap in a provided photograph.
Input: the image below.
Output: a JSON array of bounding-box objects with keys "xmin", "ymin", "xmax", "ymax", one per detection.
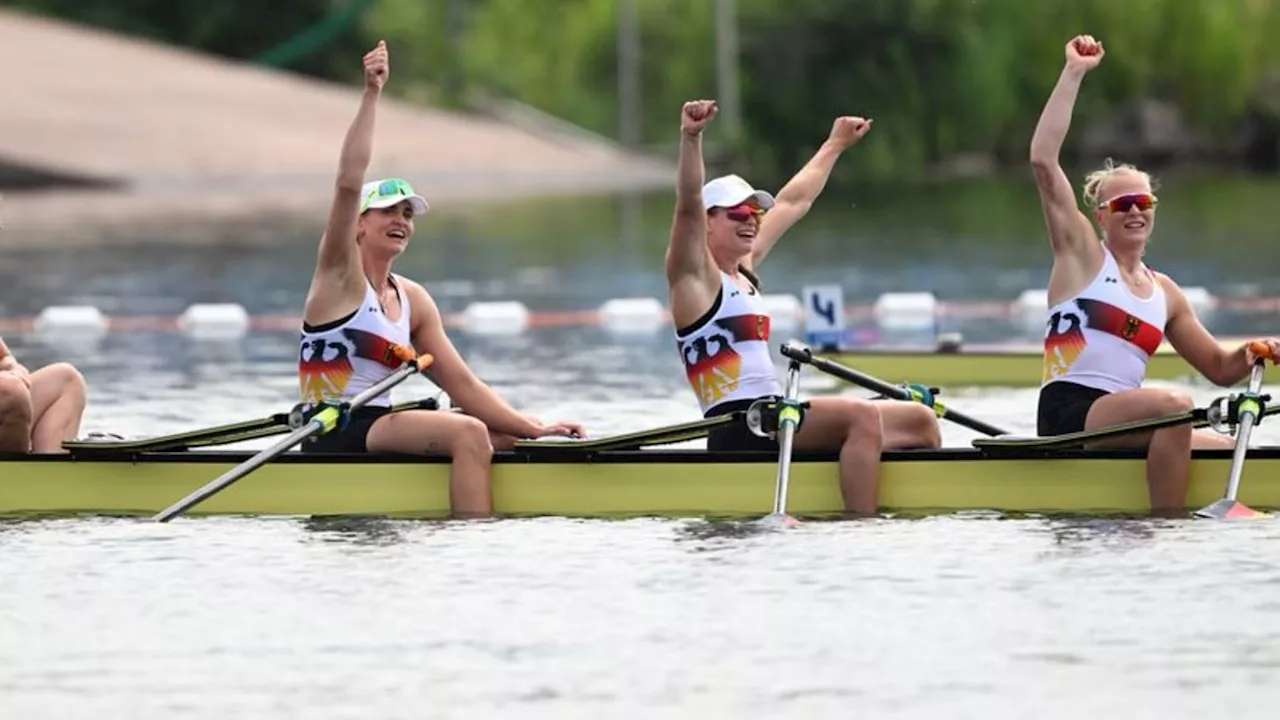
[{"xmin": 664, "ymin": 99, "xmax": 941, "ymax": 517}]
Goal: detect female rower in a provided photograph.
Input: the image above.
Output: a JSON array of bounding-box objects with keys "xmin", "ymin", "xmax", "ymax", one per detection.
[
  {"xmin": 665, "ymin": 99, "xmax": 941, "ymax": 517},
  {"xmin": 0, "ymin": 336, "xmax": 86, "ymax": 453},
  {"xmin": 1029, "ymin": 34, "xmax": 1279, "ymax": 513},
  {"xmin": 298, "ymin": 41, "xmax": 585, "ymax": 518}
]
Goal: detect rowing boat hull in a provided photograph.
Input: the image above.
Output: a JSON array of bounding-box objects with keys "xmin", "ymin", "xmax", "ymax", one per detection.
[
  {"xmin": 828, "ymin": 345, "xmax": 1209, "ymax": 387},
  {"xmin": 3, "ymin": 447, "xmax": 1278, "ymax": 518}
]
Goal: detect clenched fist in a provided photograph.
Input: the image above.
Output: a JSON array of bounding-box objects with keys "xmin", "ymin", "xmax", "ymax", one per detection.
[
  {"xmin": 364, "ymin": 40, "xmax": 390, "ymax": 90},
  {"xmin": 681, "ymin": 100, "xmax": 718, "ymax": 137},
  {"xmin": 829, "ymin": 116, "xmax": 873, "ymax": 150},
  {"xmin": 1065, "ymin": 35, "xmax": 1104, "ymax": 73}
]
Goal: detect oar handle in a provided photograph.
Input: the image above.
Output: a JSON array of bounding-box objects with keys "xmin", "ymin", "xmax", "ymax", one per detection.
[
  {"xmin": 1249, "ymin": 341, "xmax": 1276, "ymax": 364},
  {"xmin": 779, "ymin": 341, "xmax": 1010, "ymax": 437}
]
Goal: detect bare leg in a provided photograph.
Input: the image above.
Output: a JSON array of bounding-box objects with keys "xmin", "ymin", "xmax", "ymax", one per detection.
[
  {"xmin": 877, "ymin": 402, "xmax": 943, "ymax": 450},
  {"xmin": 791, "ymin": 396, "xmax": 884, "ymax": 516},
  {"xmin": 0, "ymin": 373, "xmax": 33, "ymax": 452},
  {"xmin": 1082, "ymin": 387, "xmax": 1195, "ymax": 514},
  {"xmin": 366, "ymin": 410, "xmax": 495, "ymax": 518},
  {"xmin": 26, "ymin": 363, "xmax": 87, "ymax": 453},
  {"xmin": 1192, "ymin": 429, "xmax": 1235, "ymax": 449}
]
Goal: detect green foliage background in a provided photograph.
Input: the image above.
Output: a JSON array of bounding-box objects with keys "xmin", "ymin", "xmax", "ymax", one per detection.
[{"xmin": 14, "ymin": 0, "xmax": 1280, "ymax": 186}]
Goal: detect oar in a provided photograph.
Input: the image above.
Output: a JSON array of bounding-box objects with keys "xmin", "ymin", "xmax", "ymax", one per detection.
[
  {"xmin": 764, "ymin": 355, "xmax": 805, "ymax": 528},
  {"xmin": 63, "ymin": 415, "xmax": 284, "ymax": 452},
  {"xmin": 973, "ymin": 397, "xmax": 1280, "ymax": 454},
  {"xmin": 512, "ymin": 413, "xmax": 739, "ymax": 453},
  {"xmin": 779, "ymin": 341, "xmax": 1010, "ymax": 437},
  {"xmin": 1195, "ymin": 343, "xmax": 1274, "ymax": 520},
  {"xmin": 65, "ymin": 398, "xmax": 440, "ymax": 453},
  {"xmin": 152, "ymin": 353, "xmax": 434, "ymax": 522}
]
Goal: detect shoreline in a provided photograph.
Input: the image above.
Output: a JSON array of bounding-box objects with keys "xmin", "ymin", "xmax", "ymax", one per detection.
[{"xmin": 0, "ymin": 168, "xmax": 672, "ymax": 248}]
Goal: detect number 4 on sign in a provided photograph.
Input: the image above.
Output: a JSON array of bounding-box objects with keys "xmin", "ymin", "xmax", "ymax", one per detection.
[{"xmin": 803, "ymin": 285, "xmax": 845, "ymax": 351}]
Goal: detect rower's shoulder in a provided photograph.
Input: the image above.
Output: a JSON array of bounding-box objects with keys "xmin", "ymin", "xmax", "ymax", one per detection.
[
  {"xmin": 1150, "ymin": 268, "xmax": 1182, "ymax": 296},
  {"xmin": 393, "ymin": 274, "xmax": 431, "ymax": 298},
  {"xmin": 394, "ymin": 275, "xmax": 442, "ymax": 316}
]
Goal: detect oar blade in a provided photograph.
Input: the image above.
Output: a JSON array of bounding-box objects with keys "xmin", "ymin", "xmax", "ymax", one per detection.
[
  {"xmin": 1193, "ymin": 498, "xmax": 1269, "ymax": 521},
  {"xmin": 759, "ymin": 512, "xmax": 801, "ymax": 529},
  {"xmin": 1195, "ymin": 344, "xmax": 1276, "ymax": 521}
]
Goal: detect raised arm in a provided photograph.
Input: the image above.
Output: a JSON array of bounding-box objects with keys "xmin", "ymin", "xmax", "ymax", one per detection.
[
  {"xmin": 750, "ymin": 116, "xmax": 872, "ymax": 270},
  {"xmin": 664, "ymin": 100, "xmax": 718, "ymax": 285},
  {"xmin": 305, "ymin": 42, "xmax": 389, "ymax": 323},
  {"xmin": 1030, "ymin": 36, "xmax": 1105, "ymax": 259},
  {"xmin": 404, "ymin": 282, "xmax": 583, "ymax": 440}
]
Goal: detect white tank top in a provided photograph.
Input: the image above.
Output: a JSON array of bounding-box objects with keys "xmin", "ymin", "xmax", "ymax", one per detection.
[
  {"xmin": 1042, "ymin": 247, "xmax": 1168, "ymax": 393},
  {"xmin": 299, "ymin": 275, "xmax": 414, "ymax": 408},
  {"xmin": 675, "ymin": 271, "xmax": 783, "ymax": 415}
]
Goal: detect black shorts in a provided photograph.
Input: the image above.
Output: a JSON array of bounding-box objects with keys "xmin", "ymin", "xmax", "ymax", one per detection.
[
  {"xmin": 300, "ymin": 406, "xmax": 393, "ymax": 454},
  {"xmin": 1037, "ymin": 381, "xmax": 1110, "ymax": 436},
  {"xmin": 705, "ymin": 397, "xmax": 781, "ymax": 453}
]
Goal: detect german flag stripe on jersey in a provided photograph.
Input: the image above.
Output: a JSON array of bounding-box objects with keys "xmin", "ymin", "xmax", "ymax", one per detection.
[
  {"xmin": 1077, "ymin": 298, "xmax": 1163, "ymax": 356},
  {"xmin": 714, "ymin": 314, "xmax": 771, "ymax": 343},
  {"xmin": 345, "ymin": 328, "xmax": 415, "ymax": 369}
]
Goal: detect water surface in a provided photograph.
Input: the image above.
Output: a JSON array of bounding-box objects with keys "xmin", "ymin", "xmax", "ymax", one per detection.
[{"xmin": 3, "ymin": 176, "xmax": 1280, "ymax": 718}]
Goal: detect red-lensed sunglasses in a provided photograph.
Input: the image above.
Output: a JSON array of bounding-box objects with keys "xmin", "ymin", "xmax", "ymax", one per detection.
[
  {"xmin": 1099, "ymin": 192, "xmax": 1158, "ymax": 213},
  {"xmin": 722, "ymin": 203, "xmax": 765, "ymax": 222}
]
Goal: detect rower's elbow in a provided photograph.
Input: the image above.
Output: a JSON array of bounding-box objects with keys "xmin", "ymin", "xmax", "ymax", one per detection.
[
  {"xmin": 336, "ymin": 170, "xmax": 365, "ymax": 193},
  {"xmin": 674, "ymin": 197, "xmax": 704, "ymax": 221},
  {"xmin": 1201, "ymin": 356, "xmax": 1238, "ymax": 388},
  {"xmin": 1028, "ymin": 158, "xmax": 1060, "ymax": 189},
  {"xmin": 331, "ymin": 176, "xmax": 360, "ymax": 200},
  {"xmin": 1209, "ymin": 365, "xmax": 1243, "ymax": 389}
]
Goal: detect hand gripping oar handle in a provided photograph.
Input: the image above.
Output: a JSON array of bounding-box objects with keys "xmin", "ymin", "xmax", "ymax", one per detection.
[
  {"xmin": 152, "ymin": 352, "xmax": 434, "ymax": 523},
  {"xmin": 1195, "ymin": 341, "xmax": 1274, "ymax": 520},
  {"xmin": 779, "ymin": 341, "xmax": 1010, "ymax": 437}
]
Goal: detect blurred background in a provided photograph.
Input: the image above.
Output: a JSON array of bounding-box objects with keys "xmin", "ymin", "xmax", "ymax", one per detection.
[{"xmin": 2, "ymin": 0, "xmax": 1280, "ymax": 435}]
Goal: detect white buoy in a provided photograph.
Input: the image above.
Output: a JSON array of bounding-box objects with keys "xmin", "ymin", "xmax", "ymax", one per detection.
[
  {"xmin": 760, "ymin": 294, "xmax": 802, "ymax": 331},
  {"xmin": 1182, "ymin": 286, "xmax": 1216, "ymax": 319},
  {"xmin": 873, "ymin": 292, "xmax": 937, "ymax": 331},
  {"xmin": 598, "ymin": 297, "xmax": 667, "ymax": 334},
  {"xmin": 461, "ymin": 301, "xmax": 530, "ymax": 335},
  {"xmin": 178, "ymin": 303, "xmax": 250, "ymax": 339},
  {"xmin": 1015, "ymin": 288, "xmax": 1049, "ymax": 332},
  {"xmin": 33, "ymin": 305, "xmax": 107, "ymax": 336}
]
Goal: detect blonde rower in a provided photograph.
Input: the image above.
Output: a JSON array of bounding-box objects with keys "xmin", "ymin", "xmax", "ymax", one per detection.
[{"xmin": 1029, "ymin": 34, "xmax": 1279, "ymax": 513}]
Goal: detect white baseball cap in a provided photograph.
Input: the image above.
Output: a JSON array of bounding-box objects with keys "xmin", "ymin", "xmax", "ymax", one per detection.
[
  {"xmin": 359, "ymin": 178, "xmax": 430, "ymax": 216},
  {"xmin": 701, "ymin": 174, "xmax": 776, "ymax": 211}
]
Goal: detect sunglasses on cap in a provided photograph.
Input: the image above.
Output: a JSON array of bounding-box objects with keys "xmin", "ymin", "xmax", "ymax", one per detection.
[
  {"xmin": 373, "ymin": 178, "xmax": 416, "ymax": 196},
  {"xmin": 1099, "ymin": 192, "xmax": 1158, "ymax": 213},
  {"xmin": 360, "ymin": 178, "xmax": 428, "ymax": 214},
  {"xmin": 720, "ymin": 203, "xmax": 766, "ymax": 223}
]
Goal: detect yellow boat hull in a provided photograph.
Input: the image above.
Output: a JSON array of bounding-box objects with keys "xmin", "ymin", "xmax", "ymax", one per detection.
[{"xmin": 2, "ymin": 448, "xmax": 1276, "ymax": 518}]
